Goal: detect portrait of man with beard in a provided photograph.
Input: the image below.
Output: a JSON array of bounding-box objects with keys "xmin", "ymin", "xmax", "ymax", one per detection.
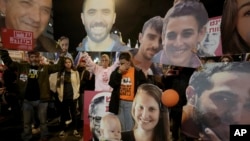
[
  {"xmin": 182, "ymin": 62, "xmax": 250, "ymax": 141},
  {"xmin": 76, "ymin": 0, "xmax": 130, "ymax": 52}
]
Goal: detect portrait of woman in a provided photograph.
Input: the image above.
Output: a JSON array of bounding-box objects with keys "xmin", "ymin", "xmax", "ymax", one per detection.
[
  {"xmin": 122, "ymin": 83, "xmax": 171, "ymax": 141},
  {"xmin": 221, "ymin": 0, "xmax": 250, "ymax": 54}
]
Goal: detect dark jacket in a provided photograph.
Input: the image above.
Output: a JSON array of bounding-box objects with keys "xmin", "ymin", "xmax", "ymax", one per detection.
[
  {"xmin": 0, "ymin": 50, "xmax": 64, "ymax": 102},
  {"xmin": 77, "ymin": 67, "xmax": 90, "ymax": 94},
  {"xmin": 108, "ymin": 67, "xmax": 147, "ymax": 114},
  {"xmin": 161, "ymin": 67, "xmax": 195, "ymax": 107}
]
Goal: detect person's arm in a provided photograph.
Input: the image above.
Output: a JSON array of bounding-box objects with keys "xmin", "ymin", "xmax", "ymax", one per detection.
[
  {"xmin": 47, "ymin": 56, "xmax": 64, "ymax": 74},
  {"xmin": 82, "ymin": 52, "xmax": 99, "ymax": 74},
  {"xmin": 108, "ymin": 67, "xmax": 122, "ymax": 88},
  {"xmin": 0, "ymin": 49, "xmax": 19, "ymax": 69},
  {"xmin": 110, "ymin": 57, "xmax": 120, "ymax": 72}
]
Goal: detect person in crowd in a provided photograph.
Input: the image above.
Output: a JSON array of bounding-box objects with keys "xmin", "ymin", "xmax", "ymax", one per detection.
[
  {"xmin": 55, "ymin": 36, "xmax": 73, "ymax": 63},
  {"xmin": 56, "ymin": 57, "xmax": 81, "ymax": 138},
  {"xmin": 99, "ymin": 113, "xmax": 122, "ymax": 141},
  {"xmin": 0, "ymin": 64, "xmax": 5, "ymax": 83},
  {"xmin": 131, "ymin": 16, "xmax": 163, "ymax": 86},
  {"xmin": 81, "ymin": 52, "xmax": 119, "ymax": 91},
  {"xmin": 206, "ymin": 57, "xmax": 217, "ymax": 64},
  {"xmin": 0, "ymin": 81, "xmax": 19, "ymax": 121},
  {"xmin": 221, "ymin": 0, "xmax": 250, "ymax": 54},
  {"xmin": 219, "ymin": 55, "xmax": 234, "ymax": 63},
  {"xmin": 0, "ymin": 0, "xmax": 61, "ymax": 52},
  {"xmin": 182, "ymin": 62, "xmax": 250, "ymax": 141},
  {"xmin": 2, "ymin": 64, "xmax": 19, "ymax": 115},
  {"xmin": 161, "ymin": 65, "xmax": 179, "ymax": 90},
  {"xmin": 77, "ymin": 0, "xmax": 130, "ymax": 52},
  {"xmin": 154, "ymin": 0, "xmax": 208, "ymax": 68},
  {"xmin": 77, "ymin": 57, "xmax": 91, "ymax": 94},
  {"xmin": 0, "ymin": 49, "xmax": 64, "ymax": 141},
  {"xmin": 76, "ymin": 57, "xmax": 90, "ymax": 120},
  {"xmin": 163, "ymin": 67, "xmax": 195, "ymax": 141},
  {"xmin": 122, "ymin": 83, "xmax": 171, "ymax": 141},
  {"xmin": 109, "ymin": 52, "xmax": 147, "ymax": 131},
  {"xmin": 88, "ymin": 92, "xmax": 111, "ymax": 141}
]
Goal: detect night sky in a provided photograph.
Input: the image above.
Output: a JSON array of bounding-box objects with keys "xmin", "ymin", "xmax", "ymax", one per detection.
[{"xmin": 53, "ymin": 0, "xmax": 225, "ymax": 53}]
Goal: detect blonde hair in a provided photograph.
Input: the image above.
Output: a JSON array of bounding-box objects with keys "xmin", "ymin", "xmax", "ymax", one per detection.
[
  {"xmin": 99, "ymin": 113, "xmax": 121, "ymax": 140},
  {"xmin": 100, "ymin": 54, "xmax": 110, "ymax": 66},
  {"xmin": 101, "ymin": 54, "xmax": 110, "ymax": 61},
  {"xmin": 100, "ymin": 113, "xmax": 121, "ymax": 129}
]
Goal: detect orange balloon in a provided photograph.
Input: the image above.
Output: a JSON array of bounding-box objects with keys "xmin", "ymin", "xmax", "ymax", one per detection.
[{"xmin": 161, "ymin": 89, "xmax": 179, "ymax": 107}]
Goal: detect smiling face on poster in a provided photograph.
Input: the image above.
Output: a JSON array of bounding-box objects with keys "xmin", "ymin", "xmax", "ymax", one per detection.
[
  {"xmin": 78, "ymin": 0, "xmax": 131, "ymax": 52},
  {"xmin": 4, "ymin": 0, "xmax": 52, "ymax": 39},
  {"xmin": 159, "ymin": 0, "xmax": 208, "ymax": 68},
  {"xmin": 0, "ymin": 0, "xmax": 61, "ymax": 52},
  {"xmin": 183, "ymin": 62, "xmax": 250, "ymax": 141},
  {"xmin": 200, "ymin": 16, "xmax": 222, "ymax": 57},
  {"xmin": 81, "ymin": 0, "xmax": 116, "ymax": 43}
]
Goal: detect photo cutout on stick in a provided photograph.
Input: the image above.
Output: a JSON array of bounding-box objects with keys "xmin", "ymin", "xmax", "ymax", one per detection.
[{"xmin": 153, "ymin": 0, "xmax": 209, "ymax": 68}]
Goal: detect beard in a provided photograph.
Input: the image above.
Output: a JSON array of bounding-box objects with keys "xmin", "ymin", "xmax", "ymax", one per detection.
[
  {"xmin": 85, "ymin": 22, "xmax": 112, "ymax": 43},
  {"xmin": 194, "ymin": 100, "xmax": 230, "ymax": 141}
]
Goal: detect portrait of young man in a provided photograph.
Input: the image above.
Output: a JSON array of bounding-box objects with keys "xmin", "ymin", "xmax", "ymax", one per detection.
[
  {"xmin": 153, "ymin": 0, "xmax": 208, "ymax": 68},
  {"xmin": 77, "ymin": 0, "xmax": 130, "ymax": 52}
]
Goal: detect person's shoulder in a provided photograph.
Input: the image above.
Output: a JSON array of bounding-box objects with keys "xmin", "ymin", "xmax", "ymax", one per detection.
[
  {"xmin": 111, "ymin": 43, "xmax": 132, "ymax": 52},
  {"xmin": 134, "ymin": 66, "xmax": 141, "ymax": 72}
]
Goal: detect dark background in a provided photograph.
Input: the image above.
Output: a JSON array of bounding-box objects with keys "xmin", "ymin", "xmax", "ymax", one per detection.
[{"xmin": 53, "ymin": 0, "xmax": 225, "ymax": 52}]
